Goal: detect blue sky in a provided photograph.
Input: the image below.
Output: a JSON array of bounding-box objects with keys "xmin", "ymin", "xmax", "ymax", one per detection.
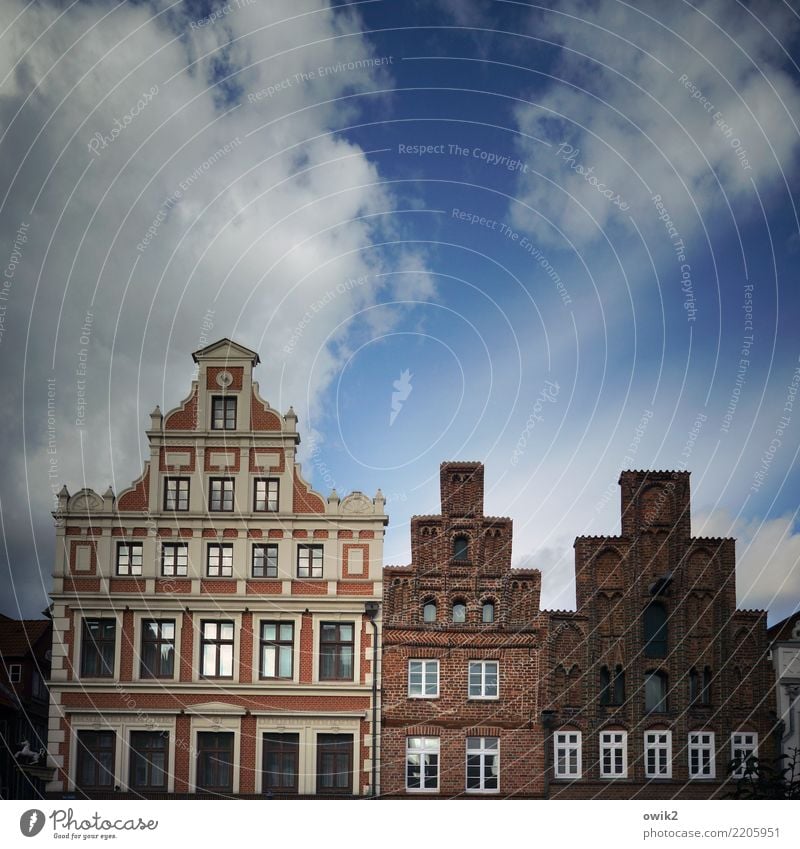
[{"xmin": 0, "ymin": 0, "xmax": 798, "ymax": 621}]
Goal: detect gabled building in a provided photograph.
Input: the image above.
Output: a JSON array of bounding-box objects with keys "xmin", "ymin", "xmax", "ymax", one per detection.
[
  {"xmin": 767, "ymin": 610, "xmax": 800, "ymax": 784},
  {"xmin": 545, "ymin": 470, "xmax": 775, "ymax": 798},
  {"xmin": 46, "ymin": 339, "xmax": 386, "ymax": 798},
  {"xmin": 0, "ymin": 613, "xmax": 52, "ymax": 798},
  {"xmin": 381, "ymin": 462, "xmax": 547, "ymax": 798}
]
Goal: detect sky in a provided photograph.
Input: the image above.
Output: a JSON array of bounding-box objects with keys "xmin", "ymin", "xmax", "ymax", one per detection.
[{"xmin": 0, "ymin": 0, "xmax": 798, "ymax": 623}]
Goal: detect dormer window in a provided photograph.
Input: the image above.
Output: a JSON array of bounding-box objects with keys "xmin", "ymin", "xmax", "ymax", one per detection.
[
  {"xmin": 453, "ymin": 535, "xmax": 469, "ymax": 561},
  {"xmin": 211, "ymin": 396, "xmax": 236, "ymax": 430}
]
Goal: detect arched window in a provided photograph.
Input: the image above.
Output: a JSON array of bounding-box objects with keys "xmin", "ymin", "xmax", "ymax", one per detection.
[
  {"xmin": 481, "ymin": 601, "xmax": 495, "ymax": 624},
  {"xmin": 453, "ymin": 535, "xmax": 469, "ymax": 561},
  {"xmin": 599, "ymin": 666, "xmax": 611, "ymax": 706},
  {"xmin": 643, "ymin": 602, "xmax": 668, "ymax": 658},
  {"xmin": 689, "ymin": 667, "xmax": 698, "ymax": 702},
  {"xmin": 701, "ymin": 667, "xmax": 712, "ymax": 705},
  {"xmin": 422, "ymin": 600, "xmax": 437, "ymax": 623},
  {"xmin": 452, "ymin": 601, "xmax": 466, "ymax": 623},
  {"xmin": 645, "ymin": 670, "xmax": 669, "ymax": 713},
  {"xmin": 613, "ymin": 665, "xmax": 625, "ymax": 705}
]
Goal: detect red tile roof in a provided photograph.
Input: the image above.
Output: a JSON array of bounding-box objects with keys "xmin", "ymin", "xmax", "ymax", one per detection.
[{"xmin": 0, "ymin": 619, "xmax": 51, "ymax": 657}]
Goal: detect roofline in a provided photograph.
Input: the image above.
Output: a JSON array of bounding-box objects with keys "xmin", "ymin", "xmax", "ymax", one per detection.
[{"xmin": 192, "ymin": 338, "xmax": 260, "ymax": 365}]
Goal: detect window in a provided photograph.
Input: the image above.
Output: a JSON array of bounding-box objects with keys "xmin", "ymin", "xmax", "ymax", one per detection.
[
  {"xmin": 644, "ymin": 602, "xmax": 668, "ymax": 657},
  {"xmin": 408, "ymin": 659, "xmax": 439, "ymax": 698},
  {"xmin": 8, "ymin": 663, "xmax": 21, "ymax": 684},
  {"xmin": 468, "ymin": 660, "xmax": 499, "ymax": 699},
  {"xmin": 254, "ymin": 478, "xmax": 279, "ymax": 512},
  {"xmin": 209, "ymin": 478, "xmax": 234, "ymax": 512},
  {"xmin": 252, "ymin": 544, "xmax": 278, "ymax": 578},
  {"xmin": 644, "ymin": 731, "xmax": 672, "ymax": 778},
  {"xmin": 297, "ymin": 544, "xmax": 323, "ymax": 579},
  {"xmin": 406, "ymin": 737, "xmax": 439, "ymax": 792},
  {"xmin": 482, "ymin": 601, "xmax": 495, "ymax": 623},
  {"xmin": 453, "ymin": 535, "xmax": 469, "ymax": 561},
  {"xmin": 164, "ymin": 477, "xmax": 189, "ymax": 511},
  {"xmin": 200, "ymin": 621, "xmax": 234, "ymax": 678},
  {"xmin": 76, "ymin": 730, "xmax": 115, "ymax": 792},
  {"xmin": 80, "ymin": 618, "xmax": 116, "ymax": 678},
  {"xmin": 129, "ymin": 731, "xmax": 168, "ymax": 791},
  {"xmin": 260, "ymin": 622, "xmax": 293, "ymax": 679},
  {"xmin": 599, "ymin": 731, "xmax": 627, "ymax": 778},
  {"xmin": 422, "ymin": 600, "xmax": 437, "ymax": 623},
  {"xmin": 688, "ymin": 731, "xmax": 715, "ymax": 779},
  {"xmin": 645, "ymin": 670, "xmax": 669, "ymax": 713},
  {"xmin": 689, "ymin": 667, "xmax": 698, "ymax": 702},
  {"xmin": 452, "ymin": 601, "xmax": 466, "ymax": 623},
  {"xmin": 211, "ymin": 396, "xmax": 236, "ymax": 430},
  {"xmin": 316, "ymin": 734, "xmax": 352, "ymax": 795},
  {"xmin": 731, "ymin": 732, "xmax": 758, "ymax": 778},
  {"xmin": 600, "ymin": 666, "xmax": 611, "ymax": 705},
  {"xmin": 601, "ymin": 665, "xmax": 625, "ymax": 706},
  {"xmin": 196, "ymin": 731, "xmax": 234, "ymax": 793},
  {"xmin": 701, "ymin": 666, "xmax": 712, "ymax": 705},
  {"xmin": 466, "ymin": 736, "xmax": 499, "ymax": 792},
  {"xmin": 140, "ymin": 620, "xmax": 175, "ymax": 679},
  {"xmin": 262, "ymin": 734, "xmax": 299, "ymax": 794},
  {"xmin": 554, "ymin": 731, "xmax": 581, "ymax": 779},
  {"xmin": 207, "ymin": 543, "xmax": 233, "ymax": 577},
  {"xmin": 116, "ymin": 542, "xmax": 143, "ymax": 576},
  {"xmin": 319, "ymin": 622, "xmax": 354, "ymax": 681},
  {"xmin": 161, "ymin": 543, "xmax": 188, "ymax": 577}
]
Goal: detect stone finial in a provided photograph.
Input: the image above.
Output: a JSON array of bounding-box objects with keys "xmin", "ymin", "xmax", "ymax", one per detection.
[
  {"xmin": 374, "ymin": 488, "xmax": 386, "ymax": 510},
  {"xmin": 150, "ymin": 405, "xmax": 163, "ymax": 430},
  {"xmin": 284, "ymin": 406, "xmax": 298, "ymax": 430},
  {"xmin": 57, "ymin": 485, "xmax": 70, "ymax": 511},
  {"xmin": 328, "ymin": 489, "xmax": 340, "ymax": 503}
]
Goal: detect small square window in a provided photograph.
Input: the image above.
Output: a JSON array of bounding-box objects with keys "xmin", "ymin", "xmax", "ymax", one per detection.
[
  {"xmin": 408, "ymin": 659, "xmax": 439, "ymax": 697},
  {"xmin": 254, "ymin": 479, "xmax": 279, "ymax": 512},
  {"xmin": 116, "ymin": 541, "xmax": 143, "ymax": 576},
  {"xmin": 297, "ymin": 544, "xmax": 323, "ymax": 579},
  {"xmin": 468, "ymin": 660, "xmax": 498, "ymax": 699},
  {"xmin": 252, "ymin": 544, "xmax": 278, "ymax": 578},
  {"xmin": 161, "ymin": 543, "xmax": 188, "ymax": 577},
  {"xmin": 207, "ymin": 543, "xmax": 233, "ymax": 577},
  {"xmin": 209, "ymin": 478, "xmax": 234, "ymax": 512},
  {"xmin": 164, "ymin": 477, "xmax": 189, "ymax": 511}
]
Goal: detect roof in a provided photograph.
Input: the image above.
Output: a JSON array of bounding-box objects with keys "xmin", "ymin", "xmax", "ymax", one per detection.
[
  {"xmin": 767, "ymin": 609, "xmax": 800, "ymax": 641},
  {"xmin": 0, "ymin": 618, "xmax": 51, "ymax": 657},
  {"xmin": 192, "ymin": 338, "xmax": 260, "ymax": 365}
]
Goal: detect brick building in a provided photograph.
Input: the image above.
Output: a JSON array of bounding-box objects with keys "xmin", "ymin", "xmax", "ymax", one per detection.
[
  {"xmin": 545, "ymin": 470, "xmax": 775, "ymax": 798},
  {"xmin": 381, "ymin": 462, "xmax": 547, "ymax": 798},
  {"xmin": 46, "ymin": 339, "xmax": 386, "ymax": 798}
]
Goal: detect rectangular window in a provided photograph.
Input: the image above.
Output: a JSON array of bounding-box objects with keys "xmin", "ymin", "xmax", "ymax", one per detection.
[
  {"xmin": 554, "ymin": 731, "xmax": 582, "ymax": 779},
  {"xmin": 262, "ymin": 733, "xmax": 299, "ymax": 794},
  {"xmin": 80, "ymin": 618, "xmax": 116, "ymax": 678},
  {"xmin": 163, "ymin": 477, "xmax": 189, "ymax": 511},
  {"xmin": 260, "ymin": 622, "xmax": 293, "ymax": 679},
  {"xmin": 466, "ymin": 736, "xmax": 499, "ymax": 792},
  {"xmin": 211, "ymin": 396, "xmax": 236, "ymax": 430},
  {"xmin": 252, "ymin": 544, "xmax": 278, "ymax": 578},
  {"xmin": 731, "ymin": 732, "xmax": 758, "ymax": 778},
  {"xmin": 408, "ymin": 659, "xmax": 439, "ymax": 698},
  {"xmin": 207, "ymin": 543, "xmax": 233, "ymax": 577},
  {"xmin": 196, "ymin": 731, "xmax": 234, "ymax": 793},
  {"xmin": 319, "ymin": 622, "xmax": 354, "ymax": 681},
  {"xmin": 406, "ymin": 737, "xmax": 439, "ymax": 792},
  {"xmin": 316, "ymin": 734, "xmax": 353, "ymax": 795},
  {"xmin": 140, "ymin": 620, "xmax": 175, "ymax": 679},
  {"xmin": 599, "ymin": 731, "xmax": 627, "ymax": 778},
  {"xmin": 116, "ymin": 542, "xmax": 143, "ymax": 576},
  {"xmin": 209, "ymin": 478, "xmax": 234, "ymax": 512},
  {"xmin": 644, "ymin": 731, "xmax": 672, "ymax": 778},
  {"xmin": 468, "ymin": 660, "xmax": 499, "ymax": 699},
  {"xmin": 200, "ymin": 620, "xmax": 234, "ymax": 678},
  {"xmin": 8, "ymin": 663, "xmax": 21, "ymax": 684},
  {"xmin": 297, "ymin": 544, "xmax": 324, "ymax": 579},
  {"xmin": 254, "ymin": 478, "xmax": 279, "ymax": 512},
  {"xmin": 161, "ymin": 543, "xmax": 188, "ymax": 577},
  {"xmin": 688, "ymin": 731, "xmax": 715, "ymax": 779},
  {"xmin": 76, "ymin": 730, "xmax": 115, "ymax": 792},
  {"xmin": 129, "ymin": 731, "xmax": 169, "ymax": 791}
]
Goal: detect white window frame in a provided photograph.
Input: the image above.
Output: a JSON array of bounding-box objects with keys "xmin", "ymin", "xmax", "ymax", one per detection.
[
  {"xmin": 468, "ymin": 660, "xmax": 499, "ymax": 699},
  {"xmin": 405, "ymin": 736, "xmax": 439, "ymax": 793},
  {"xmin": 731, "ymin": 732, "xmax": 758, "ymax": 778},
  {"xmin": 554, "ymin": 731, "xmax": 582, "ymax": 779},
  {"xmin": 644, "ymin": 730, "xmax": 672, "ymax": 779},
  {"xmin": 599, "ymin": 730, "xmax": 627, "ymax": 778},
  {"xmin": 408, "ymin": 659, "xmax": 439, "ymax": 698},
  {"xmin": 8, "ymin": 663, "xmax": 22, "ymax": 683},
  {"xmin": 688, "ymin": 731, "xmax": 716, "ymax": 779},
  {"xmin": 466, "ymin": 736, "xmax": 500, "ymax": 793},
  {"xmin": 116, "ymin": 541, "xmax": 143, "ymax": 576}
]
